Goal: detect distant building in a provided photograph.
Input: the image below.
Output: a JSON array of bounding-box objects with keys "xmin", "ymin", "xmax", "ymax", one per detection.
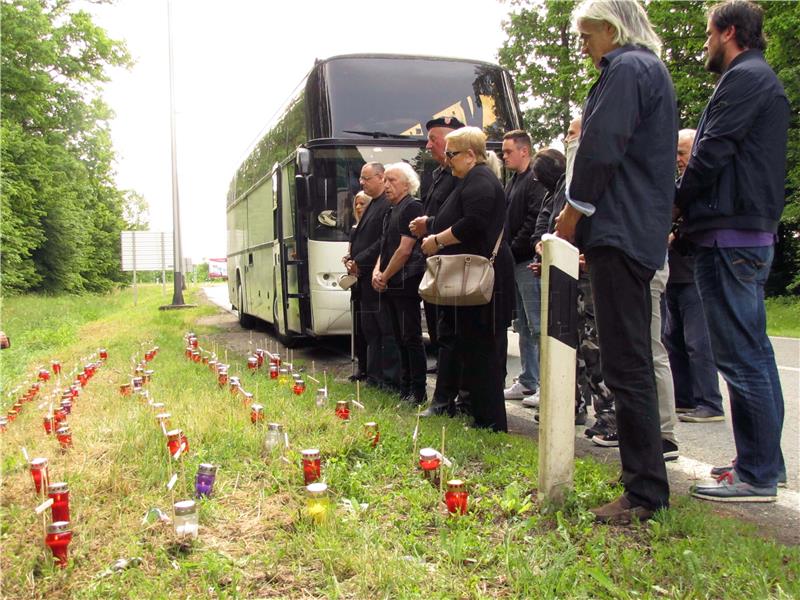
[{"xmin": 208, "ymin": 258, "xmax": 228, "ymax": 280}]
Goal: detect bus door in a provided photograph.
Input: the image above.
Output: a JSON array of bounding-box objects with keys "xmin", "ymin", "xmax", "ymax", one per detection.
[{"xmin": 275, "ymin": 162, "xmax": 311, "ymax": 340}]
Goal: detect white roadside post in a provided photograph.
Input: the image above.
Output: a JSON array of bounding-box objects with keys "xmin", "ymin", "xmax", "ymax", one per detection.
[{"xmin": 538, "ymin": 233, "xmax": 580, "ymax": 504}]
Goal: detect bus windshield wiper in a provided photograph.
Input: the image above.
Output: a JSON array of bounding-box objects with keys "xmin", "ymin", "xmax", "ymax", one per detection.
[{"xmin": 342, "ymin": 129, "xmax": 416, "ymax": 140}]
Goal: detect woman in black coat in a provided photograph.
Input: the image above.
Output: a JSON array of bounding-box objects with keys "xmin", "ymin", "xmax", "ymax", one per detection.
[{"xmin": 417, "ymin": 126, "xmax": 513, "ymax": 432}]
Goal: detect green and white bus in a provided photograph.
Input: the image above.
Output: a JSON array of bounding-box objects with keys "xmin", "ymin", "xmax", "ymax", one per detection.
[{"xmin": 226, "ymin": 54, "xmax": 522, "ymax": 345}]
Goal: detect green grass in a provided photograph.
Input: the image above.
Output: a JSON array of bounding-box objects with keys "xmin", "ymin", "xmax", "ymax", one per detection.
[
  {"xmin": 766, "ymin": 296, "xmax": 800, "ymax": 337},
  {"xmin": 1, "ymin": 285, "xmax": 798, "ymax": 599}
]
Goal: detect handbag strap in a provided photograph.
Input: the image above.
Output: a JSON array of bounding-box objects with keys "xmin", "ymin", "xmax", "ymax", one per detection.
[{"xmin": 488, "ymin": 228, "xmax": 504, "ymax": 266}]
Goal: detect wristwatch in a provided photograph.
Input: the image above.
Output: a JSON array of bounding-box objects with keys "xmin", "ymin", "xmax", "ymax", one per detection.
[{"xmin": 435, "ymin": 235, "xmax": 445, "ymax": 251}]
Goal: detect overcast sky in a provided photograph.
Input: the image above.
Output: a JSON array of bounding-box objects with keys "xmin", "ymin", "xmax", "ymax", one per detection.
[{"xmin": 85, "ymin": 0, "xmax": 513, "ymax": 261}]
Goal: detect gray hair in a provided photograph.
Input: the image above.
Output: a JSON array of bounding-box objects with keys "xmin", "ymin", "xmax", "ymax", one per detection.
[
  {"xmin": 573, "ymin": 0, "xmax": 662, "ymax": 56},
  {"xmin": 678, "ymin": 128, "xmax": 697, "ymax": 143},
  {"xmin": 384, "ymin": 162, "xmax": 420, "ymax": 196}
]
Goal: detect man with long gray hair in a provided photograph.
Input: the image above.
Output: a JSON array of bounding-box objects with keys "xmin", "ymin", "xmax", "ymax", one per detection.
[{"xmin": 555, "ymin": 0, "xmax": 677, "ymax": 524}]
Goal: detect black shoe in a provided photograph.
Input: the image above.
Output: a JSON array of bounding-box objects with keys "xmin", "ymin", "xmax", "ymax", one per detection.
[
  {"xmin": 419, "ymin": 406, "xmax": 447, "ymax": 417},
  {"xmin": 574, "ymin": 409, "xmax": 587, "ymax": 426},
  {"xmin": 662, "ymin": 439, "xmax": 679, "ymax": 462},
  {"xmin": 426, "ymin": 364, "xmax": 438, "ymax": 374},
  {"xmin": 347, "ymin": 372, "xmax": 367, "ymax": 382},
  {"xmin": 678, "ymin": 406, "xmax": 725, "ymax": 423}
]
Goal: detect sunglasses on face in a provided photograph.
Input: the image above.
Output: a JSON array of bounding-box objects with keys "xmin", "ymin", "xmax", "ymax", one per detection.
[{"xmin": 445, "ymin": 150, "xmax": 464, "ymax": 160}]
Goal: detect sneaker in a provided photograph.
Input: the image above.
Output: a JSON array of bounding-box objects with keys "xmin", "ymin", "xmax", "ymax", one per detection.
[
  {"xmin": 504, "ymin": 380, "xmax": 536, "ymax": 400},
  {"xmin": 675, "ymin": 405, "xmax": 695, "ymax": 414},
  {"xmin": 691, "ymin": 470, "xmax": 777, "ymax": 503},
  {"xmin": 592, "ymin": 431, "xmax": 620, "ymax": 447},
  {"xmin": 584, "ymin": 411, "xmax": 616, "ymax": 438},
  {"xmin": 662, "ymin": 440, "xmax": 679, "ymax": 462},
  {"xmin": 574, "ymin": 408, "xmax": 587, "ymax": 426},
  {"xmin": 711, "ymin": 460, "xmax": 787, "ymax": 488},
  {"xmin": 678, "ymin": 406, "xmax": 725, "ymax": 423},
  {"xmin": 521, "ymin": 390, "xmax": 540, "ymax": 408},
  {"xmin": 589, "ymin": 495, "xmax": 656, "ymax": 524}
]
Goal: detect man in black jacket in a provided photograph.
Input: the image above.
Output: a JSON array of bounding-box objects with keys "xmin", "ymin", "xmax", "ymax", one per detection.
[
  {"xmin": 501, "ymin": 130, "xmax": 547, "ymax": 404},
  {"xmin": 556, "ymin": 0, "xmax": 676, "ymax": 524},
  {"xmin": 347, "ymin": 162, "xmax": 401, "ymax": 391},
  {"xmin": 678, "ymin": 0, "xmax": 789, "ymax": 503}
]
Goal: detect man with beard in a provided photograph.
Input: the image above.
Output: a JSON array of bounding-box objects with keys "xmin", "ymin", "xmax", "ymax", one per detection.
[{"xmin": 677, "ymin": 0, "xmax": 789, "ymax": 502}]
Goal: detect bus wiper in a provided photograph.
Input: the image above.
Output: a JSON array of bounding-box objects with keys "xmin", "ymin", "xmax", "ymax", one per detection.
[{"xmin": 342, "ymin": 129, "xmax": 415, "ymax": 140}]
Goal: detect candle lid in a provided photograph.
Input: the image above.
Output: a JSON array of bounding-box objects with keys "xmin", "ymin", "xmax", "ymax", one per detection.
[
  {"xmin": 47, "ymin": 521, "xmax": 71, "ymax": 534},
  {"xmin": 230, "ymin": 376, "xmax": 240, "ymax": 384},
  {"xmin": 30, "ymin": 457, "xmax": 48, "ymax": 468},
  {"xmin": 446, "ymin": 479, "xmax": 465, "ymax": 491},
  {"xmin": 419, "ymin": 448, "xmax": 438, "ymax": 460},
  {"xmin": 0, "ymin": 417, "xmax": 7, "ymax": 425},
  {"xmin": 335, "ymin": 400, "xmax": 349, "ymax": 407},
  {"xmin": 364, "ymin": 421, "xmax": 378, "ymax": 429},
  {"xmin": 306, "ymin": 482, "xmax": 328, "ymax": 496},
  {"xmin": 48, "ymin": 481, "xmax": 68, "ymax": 494},
  {"xmin": 132, "ymin": 377, "xmax": 143, "ymax": 383},
  {"xmin": 166, "ymin": 429, "xmax": 183, "ymax": 439},
  {"xmin": 151, "ymin": 402, "xmax": 166, "ymax": 410},
  {"xmin": 279, "ymin": 367, "xmax": 289, "ymax": 373},
  {"xmin": 145, "ymin": 370, "xmax": 154, "ymax": 376},
  {"xmin": 251, "ymin": 403, "xmax": 264, "ymax": 411},
  {"xmin": 267, "ymin": 423, "xmax": 283, "ymax": 432},
  {"xmin": 295, "ymin": 379, "xmax": 305, "ymax": 385},
  {"xmin": 301, "ymin": 448, "xmax": 320, "ymax": 459},
  {"xmin": 248, "ymin": 356, "xmax": 258, "ymax": 363},
  {"xmin": 197, "ymin": 463, "xmax": 217, "ymax": 475},
  {"xmin": 56, "ymin": 426, "xmax": 71, "ymax": 435},
  {"xmin": 60, "ymin": 398, "xmax": 72, "ymax": 405},
  {"xmin": 243, "ymin": 392, "xmax": 254, "ymax": 399},
  {"xmin": 173, "ymin": 500, "xmax": 196, "ymax": 515},
  {"xmin": 155, "ymin": 412, "xmax": 171, "ymax": 420}
]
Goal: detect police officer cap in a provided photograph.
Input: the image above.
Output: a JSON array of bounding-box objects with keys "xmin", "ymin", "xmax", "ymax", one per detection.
[{"xmin": 425, "ymin": 116, "xmax": 465, "ymax": 131}]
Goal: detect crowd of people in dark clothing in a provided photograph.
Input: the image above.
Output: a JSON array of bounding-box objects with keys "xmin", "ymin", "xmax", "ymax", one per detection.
[{"xmin": 342, "ymin": 0, "xmax": 789, "ymax": 523}]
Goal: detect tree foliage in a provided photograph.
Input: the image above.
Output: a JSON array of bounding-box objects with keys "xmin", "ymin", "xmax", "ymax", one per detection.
[
  {"xmin": 1, "ymin": 0, "xmax": 133, "ymax": 294},
  {"xmin": 499, "ymin": 0, "xmax": 799, "ymax": 294}
]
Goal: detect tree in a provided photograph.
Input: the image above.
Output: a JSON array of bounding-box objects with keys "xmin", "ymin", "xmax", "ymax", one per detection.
[
  {"xmin": 0, "ymin": 0, "xmax": 131, "ymax": 294},
  {"xmin": 123, "ymin": 191, "xmax": 151, "ymax": 231}
]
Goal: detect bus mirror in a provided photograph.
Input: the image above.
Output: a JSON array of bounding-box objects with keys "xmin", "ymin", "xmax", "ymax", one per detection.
[
  {"xmin": 296, "ymin": 148, "xmax": 311, "ymax": 175},
  {"xmin": 295, "ymin": 174, "xmax": 312, "ymax": 209}
]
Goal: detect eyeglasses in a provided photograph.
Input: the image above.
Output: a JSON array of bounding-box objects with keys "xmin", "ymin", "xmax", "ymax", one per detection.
[
  {"xmin": 445, "ymin": 150, "xmax": 464, "ymax": 160},
  {"xmin": 358, "ymin": 174, "xmax": 377, "ymax": 182}
]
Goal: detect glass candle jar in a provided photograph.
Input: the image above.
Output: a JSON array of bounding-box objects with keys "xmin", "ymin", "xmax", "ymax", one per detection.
[
  {"xmin": 229, "ymin": 377, "xmax": 240, "ymax": 395},
  {"xmin": 7, "ymin": 408, "xmax": 19, "ymax": 422},
  {"xmin": 255, "ymin": 349, "xmax": 265, "ymax": 367},
  {"xmin": 30, "ymin": 458, "xmax": 49, "ymax": 494},
  {"xmin": 364, "ymin": 422, "xmax": 380, "ymax": 447},
  {"xmin": 39, "ymin": 368, "xmax": 51, "ymax": 382},
  {"xmin": 54, "ymin": 409, "xmax": 67, "ymax": 425},
  {"xmin": 167, "ymin": 429, "xmax": 187, "ymax": 457},
  {"xmin": 77, "ymin": 372, "xmax": 88, "ymax": 387},
  {"xmin": 52, "ymin": 360, "xmax": 62, "ymax": 375},
  {"xmin": 120, "ymin": 382, "xmax": 132, "ymax": 396},
  {"xmin": 250, "ymin": 403, "xmax": 264, "ymax": 424},
  {"xmin": 149, "ymin": 402, "xmax": 165, "ymax": 414},
  {"xmin": 242, "ymin": 391, "xmax": 253, "ymax": 407},
  {"xmin": 134, "ymin": 364, "xmax": 144, "ymax": 377},
  {"xmin": 301, "ymin": 449, "xmax": 321, "ymax": 485},
  {"xmin": 69, "ymin": 384, "xmax": 80, "ymax": 398},
  {"xmin": 419, "ymin": 448, "xmax": 441, "ymax": 480},
  {"xmin": 48, "ymin": 482, "xmax": 70, "ymax": 522},
  {"xmin": 45, "ymin": 521, "xmax": 72, "ymax": 568},
  {"xmin": 278, "ymin": 367, "xmax": 289, "ymax": 384},
  {"xmin": 190, "ymin": 336, "xmax": 199, "ymax": 349},
  {"xmin": 56, "ymin": 426, "xmax": 72, "ymax": 450},
  {"xmin": 43, "ymin": 414, "xmax": 54, "ymax": 434},
  {"xmin": 185, "ymin": 346, "xmax": 193, "ymax": 359},
  {"xmin": 191, "ymin": 349, "xmax": 201, "ymax": 363},
  {"xmin": 315, "ymin": 388, "xmax": 327, "ymax": 408},
  {"xmin": 144, "ymin": 370, "xmax": 154, "ymax": 384},
  {"xmin": 208, "ymin": 359, "xmax": 218, "ymax": 373},
  {"xmin": 247, "ymin": 356, "xmax": 258, "ymax": 371},
  {"xmin": 334, "ymin": 400, "xmax": 350, "ymax": 421},
  {"xmin": 60, "ymin": 399, "xmax": 72, "ymax": 415},
  {"xmin": 0, "ymin": 416, "xmax": 7, "ymax": 432},
  {"xmin": 99, "ymin": 348, "xmax": 109, "ymax": 360},
  {"xmin": 195, "ymin": 463, "xmax": 217, "ymax": 498},
  {"xmin": 218, "ymin": 369, "xmax": 229, "ymax": 387},
  {"xmin": 144, "ymin": 349, "xmax": 154, "ymax": 362},
  {"xmin": 264, "ymin": 423, "xmax": 283, "ymax": 453},
  {"xmin": 304, "ymin": 482, "xmax": 329, "ymax": 523},
  {"xmin": 155, "ymin": 412, "xmax": 171, "ymax": 430},
  {"xmin": 270, "ymin": 354, "xmax": 281, "ymax": 367},
  {"xmin": 269, "ymin": 364, "xmax": 279, "ymax": 380},
  {"xmin": 293, "ymin": 379, "xmax": 306, "ymax": 396},
  {"xmin": 132, "ymin": 376, "xmax": 143, "ymax": 391},
  {"xmin": 173, "ymin": 500, "xmax": 199, "ymax": 539},
  {"xmin": 445, "ymin": 479, "xmax": 468, "ymax": 515},
  {"xmin": 201, "ymin": 353, "xmax": 209, "ymax": 365}
]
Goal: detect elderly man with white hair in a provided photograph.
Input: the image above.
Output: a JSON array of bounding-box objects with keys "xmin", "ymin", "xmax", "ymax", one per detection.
[
  {"xmin": 372, "ymin": 162, "xmax": 428, "ymax": 405},
  {"xmin": 555, "ymin": 0, "xmax": 677, "ymax": 524}
]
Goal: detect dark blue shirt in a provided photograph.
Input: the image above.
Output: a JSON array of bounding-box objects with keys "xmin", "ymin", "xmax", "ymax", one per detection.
[{"xmin": 568, "ymin": 45, "xmax": 677, "ymax": 270}]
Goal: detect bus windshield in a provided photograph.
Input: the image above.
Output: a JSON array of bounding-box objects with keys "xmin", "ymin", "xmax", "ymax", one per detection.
[{"xmin": 308, "ymin": 145, "xmax": 438, "ymax": 242}]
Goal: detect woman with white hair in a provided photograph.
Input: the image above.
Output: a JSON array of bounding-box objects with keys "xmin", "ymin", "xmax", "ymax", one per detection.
[{"xmin": 372, "ymin": 162, "xmax": 427, "ymax": 404}]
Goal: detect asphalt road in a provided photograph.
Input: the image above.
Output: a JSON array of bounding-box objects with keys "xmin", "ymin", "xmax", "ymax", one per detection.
[{"xmin": 202, "ymin": 284, "xmax": 799, "ymax": 540}]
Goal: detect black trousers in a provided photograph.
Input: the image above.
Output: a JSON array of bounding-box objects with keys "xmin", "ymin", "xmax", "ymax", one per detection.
[
  {"xmin": 423, "ymin": 301, "xmax": 439, "ymax": 354},
  {"xmin": 351, "ymin": 289, "xmax": 368, "ymax": 376},
  {"xmin": 384, "ymin": 293, "xmax": 427, "ymax": 400},
  {"xmin": 587, "ymin": 246, "xmax": 669, "ymax": 510},
  {"xmin": 359, "ymin": 281, "xmax": 401, "ymax": 387},
  {"xmin": 435, "ymin": 303, "xmax": 507, "ymax": 432}
]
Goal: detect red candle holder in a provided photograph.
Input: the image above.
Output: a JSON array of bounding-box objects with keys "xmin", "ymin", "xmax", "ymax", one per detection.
[
  {"xmin": 445, "ymin": 479, "xmax": 468, "ymax": 515},
  {"xmin": 99, "ymin": 348, "xmax": 109, "ymax": 360},
  {"xmin": 38, "ymin": 368, "xmax": 51, "ymax": 382},
  {"xmin": 191, "ymin": 350, "xmax": 201, "ymax": 363},
  {"xmin": 56, "ymin": 426, "xmax": 72, "ymax": 450},
  {"xmin": 69, "ymin": 384, "xmax": 80, "ymax": 398},
  {"xmin": 270, "ymin": 354, "xmax": 281, "ymax": 367},
  {"xmin": 269, "ymin": 364, "xmax": 279, "ymax": 380},
  {"xmin": 30, "ymin": 458, "xmax": 49, "ymax": 494},
  {"xmin": 167, "ymin": 429, "xmax": 189, "ymax": 457},
  {"xmin": 250, "ymin": 403, "xmax": 264, "ymax": 424},
  {"xmin": 190, "ymin": 336, "xmax": 199, "ymax": 349},
  {"xmin": 242, "ymin": 391, "xmax": 253, "ymax": 407},
  {"xmin": 48, "ymin": 482, "xmax": 70, "ymax": 522},
  {"xmin": 54, "ymin": 409, "xmax": 67, "ymax": 425},
  {"xmin": 43, "ymin": 415, "xmax": 54, "ymax": 434},
  {"xmin": 13, "ymin": 401, "xmax": 23, "ymax": 413},
  {"xmin": 60, "ymin": 399, "xmax": 72, "ymax": 415},
  {"xmin": 52, "ymin": 360, "xmax": 62, "ymax": 375},
  {"xmin": 334, "ymin": 400, "xmax": 350, "ymax": 421},
  {"xmin": 145, "ymin": 350, "xmax": 154, "ymax": 362},
  {"xmin": 77, "ymin": 372, "xmax": 88, "ymax": 387},
  {"xmin": 201, "ymin": 354, "xmax": 209, "ymax": 365},
  {"xmin": 364, "ymin": 422, "xmax": 380, "ymax": 447},
  {"xmin": 7, "ymin": 408, "xmax": 18, "ymax": 422},
  {"xmin": 0, "ymin": 416, "xmax": 7, "ymax": 432},
  {"xmin": 120, "ymin": 382, "xmax": 132, "ymax": 396},
  {"xmin": 255, "ymin": 349, "xmax": 265, "ymax": 367},
  {"xmin": 45, "ymin": 521, "xmax": 72, "ymax": 568},
  {"xmin": 301, "ymin": 449, "xmax": 321, "ymax": 484},
  {"xmin": 185, "ymin": 346, "xmax": 193, "ymax": 359},
  {"xmin": 293, "ymin": 379, "xmax": 306, "ymax": 396},
  {"xmin": 218, "ymin": 370, "xmax": 229, "ymax": 387},
  {"xmin": 229, "ymin": 377, "xmax": 240, "ymax": 395},
  {"xmin": 419, "ymin": 448, "xmax": 441, "ymax": 481},
  {"xmin": 247, "ymin": 356, "xmax": 258, "ymax": 371}
]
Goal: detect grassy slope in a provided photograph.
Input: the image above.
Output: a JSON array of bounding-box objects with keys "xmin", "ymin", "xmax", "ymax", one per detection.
[
  {"xmin": 765, "ymin": 296, "xmax": 800, "ymax": 338},
  {"xmin": 0, "ymin": 285, "xmax": 798, "ymax": 599}
]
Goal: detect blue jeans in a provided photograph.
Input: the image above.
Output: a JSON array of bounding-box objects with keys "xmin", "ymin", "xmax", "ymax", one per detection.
[
  {"xmin": 513, "ymin": 262, "xmax": 541, "ymax": 391},
  {"xmin": 694, "ymin": 245, "xmax": 785, "ymax": 487},
  {"xmin": 664, "ymin": 281, "xmax": 723, "ymax": 414}
]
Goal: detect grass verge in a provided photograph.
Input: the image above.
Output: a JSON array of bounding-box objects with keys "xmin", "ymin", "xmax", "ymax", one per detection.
[
  {"xmin": 766, "ymin": 295, "xmax": 800, "ymax": 338},
  {"xmin": 1, "ymin": 285, "xmax": 798, "ymax": 599}
]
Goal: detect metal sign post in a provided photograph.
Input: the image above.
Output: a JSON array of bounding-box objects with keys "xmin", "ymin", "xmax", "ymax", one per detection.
[{"xmin": 537, "ymin": 233, "xmax": 579, "ymax": 504}]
